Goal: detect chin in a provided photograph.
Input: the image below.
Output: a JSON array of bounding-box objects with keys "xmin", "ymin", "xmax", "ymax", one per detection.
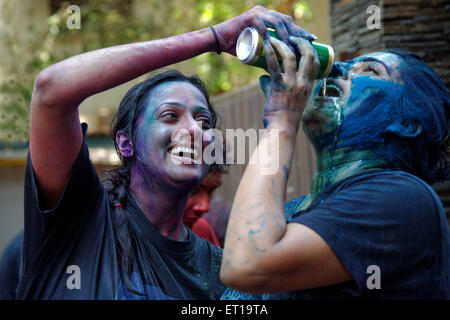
[
  {"xmin": 302, "ymin": 106, "xmax": 330, "ymax": 130},
  {"xmin": 167, "ymin": 165, "xmax": 206, "ymax": 188},
  {"xmin": 302, "ymin": 101, "xmax": 344, "ymax": 148},
  {"xmin": 183, "ymin": 214, "xmax": 199, "ymax": 227}
]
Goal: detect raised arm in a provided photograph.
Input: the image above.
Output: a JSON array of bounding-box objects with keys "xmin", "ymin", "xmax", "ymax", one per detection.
[
  {"xmin": 30, "ymin": 29, "xmax": 215, "ymax": 209},
  {"xmin": 30, "ymin": 6, "xmax": 313, "ymax": 209},
  {"xmin": 220, "ymin": 36, "xmax": 351, "ymax": 293}
]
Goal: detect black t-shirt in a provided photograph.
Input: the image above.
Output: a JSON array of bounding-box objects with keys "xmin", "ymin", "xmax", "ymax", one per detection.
[
  {"xmin": 0, "ymin": 231, "xmax": 23, "ymax": 299},
  {"xmin": 17, "ymin": 124, "xmax": 225, "ymax": 300},
  {"xmin": 222, "ymin": 169, "xmax": 450, "ymax": 300}
]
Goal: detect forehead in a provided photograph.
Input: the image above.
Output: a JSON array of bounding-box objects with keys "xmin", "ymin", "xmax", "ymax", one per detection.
[
  {"xmin": 348, "ymin": 52, "xmax": 404, "ymax": 81},
  {"xmin": 350, "ymin": 52, "xmax": 403, "ymax": 69},
  {"xmin": 145, "ymin": 80, "xmax": 209, "ymax": 112}
]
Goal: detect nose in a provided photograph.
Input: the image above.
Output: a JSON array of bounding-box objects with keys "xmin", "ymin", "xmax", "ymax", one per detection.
[
  {"xmin": 328, "ymin": 61, "xmax": 351, "ymax": 79},
  {"xmin": 185, "ymin": 116, "xmax": 203, "ymax": 137},
  {"xmin": 192, "ymin": 194, "xmax": 211, "ymax": 215},
  {"xmin": 172, "ymin": 116, "xmax": 203, "ymax": 146}
]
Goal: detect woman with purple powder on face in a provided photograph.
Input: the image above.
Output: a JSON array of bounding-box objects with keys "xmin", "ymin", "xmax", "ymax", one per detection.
[{"xmin": 18, "ymin": 6, "xmax": 315, "ymax": 300}]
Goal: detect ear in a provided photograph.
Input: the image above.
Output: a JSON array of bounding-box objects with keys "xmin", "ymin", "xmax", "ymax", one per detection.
[
  {"xmin": 386, "ymin": 120, "xmax": 423, "ymax": 138},
  {"xmin": 116, "ymin": 130, "xmax": 134, "ymax": 158}
]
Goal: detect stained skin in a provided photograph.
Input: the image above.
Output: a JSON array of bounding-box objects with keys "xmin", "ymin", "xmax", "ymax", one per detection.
[
  {"xmin": 127, "ymin": 80, "xmax": 214, "ymax": 240},
  {"xmin": 220, "ymin": 40, "xmax": 449, "ymax": 294},
  {"xmin": 299, "ymin": 53, "xmax": 405, "ymax": 209}
]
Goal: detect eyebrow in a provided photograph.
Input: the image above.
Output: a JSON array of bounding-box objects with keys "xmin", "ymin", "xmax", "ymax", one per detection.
[
  {"xmin": 156, "ymin": 102, "xmax": 210, "ymax": 115},
  {"xmin": 357, "ymin": 57, "xmax": 392, "ymax": 75}
]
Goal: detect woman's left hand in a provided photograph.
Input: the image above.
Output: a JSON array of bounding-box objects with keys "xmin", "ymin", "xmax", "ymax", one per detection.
[{"xmin": 213, "ymin": 6, "xmax": 315, "ymax": 56}]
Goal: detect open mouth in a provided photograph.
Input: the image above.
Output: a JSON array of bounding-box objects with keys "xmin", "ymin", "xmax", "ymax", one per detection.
[
  {"xmin": 318, "ymin": 82, "xmax": 343, "ymax": 98},
  {"xmin": 168, "ymin": 145, "xmax": 199, "ymax": 163}
]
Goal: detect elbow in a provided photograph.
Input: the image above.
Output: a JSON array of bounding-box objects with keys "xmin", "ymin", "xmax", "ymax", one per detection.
[
  {"xmin": 220, "ymin": 265, "xmax": 238, "ymax": 289},
  {"xmin": 34, "ymin": 68, "xmax": 54, "ymax": 92},
  {"xmin": 220, "ymin": 267, "xmax": 249, "ymax": 293},
  {"xmin": 220, "ymin": 262, "xmax": 268, "ymax": 294},
  {"xmin": 32, "ymin": 68, "xmax": 57, "ymax": 109}
]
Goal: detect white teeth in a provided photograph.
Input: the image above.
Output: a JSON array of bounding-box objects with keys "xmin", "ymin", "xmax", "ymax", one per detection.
[{"xmin": 170, "ymin": 146, "xmax": 198, "ymax": 159}]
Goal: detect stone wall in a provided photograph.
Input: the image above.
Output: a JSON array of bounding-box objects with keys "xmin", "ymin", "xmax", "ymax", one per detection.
[
  {"xmin": 383, "ymin": 0, "xmax": 450, "ymax": 88},
  {"xmin": 329, "ymin": 0, "xmax": 383, "ymax": 60},
  {"xmin": 329, "ymin": 0, "xmax": 450, "ymax": 87}
]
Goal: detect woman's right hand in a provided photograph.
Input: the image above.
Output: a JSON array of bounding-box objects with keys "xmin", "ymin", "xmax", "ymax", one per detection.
[{"xmin": 213, "ymin": 5, "xmax": 316, "ymax": 56}]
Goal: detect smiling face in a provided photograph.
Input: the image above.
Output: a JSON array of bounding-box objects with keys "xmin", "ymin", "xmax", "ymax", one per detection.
[
  {"xmin": 302, "ymin": 52, "xmax": 406, "ymax": 152},
  {"xmin": 131, "ymin": 80, "xmax": 214, "ymax": 190}
]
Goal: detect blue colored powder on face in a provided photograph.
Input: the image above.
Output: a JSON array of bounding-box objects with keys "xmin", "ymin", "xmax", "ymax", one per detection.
[
  {"xmin": 304, "ymin": 50, "xmax": 449, "ymax": 183},
  {"xmin": 337, "ymin": 75, "xmax": 405, "ymax": 152}
]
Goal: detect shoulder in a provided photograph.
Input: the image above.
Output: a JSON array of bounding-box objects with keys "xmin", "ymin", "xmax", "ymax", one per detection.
[
  {"xmin": 292, "ymin": 169, "xmax": 445, "ymax": 235},
  {"xmin": 24, "ymin": 123, "xmax": 106, "ymax": 222},
  {"xmin": 337, "ymin": 169, "xmax": 442, "ymax": 211},
  {"xmin": 26, "ymin": 123, "xmax": 104, "ymax": 211},
  {"xmin": 288, "ymin": 171, "xmax": 448, "ymax": 295},
  {"xmin": 344, "ymin": 169, "xmax": 432, "ymax": 189}
]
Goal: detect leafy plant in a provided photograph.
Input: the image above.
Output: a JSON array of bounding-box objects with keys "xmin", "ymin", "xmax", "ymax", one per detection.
[{"xmin": 0, "ymin": 0, "xmax": 314, "ymax": 143}]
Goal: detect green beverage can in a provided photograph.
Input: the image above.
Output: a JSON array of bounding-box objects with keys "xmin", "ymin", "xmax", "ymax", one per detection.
[{"xmin": 236, "ymin": 27, "xmax": 334, "ymax": 79}]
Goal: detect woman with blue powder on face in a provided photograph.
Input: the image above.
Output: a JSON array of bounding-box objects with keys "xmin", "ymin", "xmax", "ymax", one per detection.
[
  {"xmin": 18, "ymin": 6, "xmax": 316, "ymax": 299},
  {"xmin": 220, "ymin": 37, "xmax": 450, "ymax": 299}
]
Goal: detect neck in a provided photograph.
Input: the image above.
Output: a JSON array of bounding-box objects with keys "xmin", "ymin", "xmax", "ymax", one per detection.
[
  {"xmin": 310, "ymin": 146, "xmax": 388, "ymax": 200},
  {"xmin": 129, "ymin": 166, "xmax": 189, "ymax": 241}
]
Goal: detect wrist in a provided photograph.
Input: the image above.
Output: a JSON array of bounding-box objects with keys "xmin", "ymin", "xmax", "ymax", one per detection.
[
  {"xmin": 209, "ymin": 26, "xmax": 222, "ymax": 54},
  {"xmin": 263, "ymin": 111, "xmax": 301, "ymax": 133},
  {"xmin": 212, "ymin": 19, "xmax": 239, "ymax": 55},
  {"xmin": 263, "ymin": 121, "xmax": 299, "ymax": 140}
]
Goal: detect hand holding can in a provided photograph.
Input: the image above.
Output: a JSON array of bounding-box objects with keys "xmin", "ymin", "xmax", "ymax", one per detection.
[{"xmin": 236, "ymin": 27, "xmax": 334, "ymax": 79}]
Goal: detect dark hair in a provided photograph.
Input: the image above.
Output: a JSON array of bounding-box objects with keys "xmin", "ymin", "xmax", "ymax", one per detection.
[
  {"xmin": 103, "ymin": 69, "xmax": 217, "ymax": 295},
  {"xmin": 334, "ymin": 49, "xmax": 449, "ymax": 184},
  {"xmin": 382, "ymin": 48, "xmax": 450, "ymax": 183}
]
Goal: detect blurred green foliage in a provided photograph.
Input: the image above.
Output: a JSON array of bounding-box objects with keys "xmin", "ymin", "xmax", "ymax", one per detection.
[{"xmin": 0, "ymin": 0, "xmax": 314, "ymax": 143}]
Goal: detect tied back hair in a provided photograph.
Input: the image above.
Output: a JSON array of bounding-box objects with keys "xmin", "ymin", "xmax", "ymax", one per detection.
[
  {"xmin": 382, "ymin": 48, "xmax": 450, "ymax": 184},
  {"xmin": 103, "ymin": 70, "xmax": 217, "ymax": 295}
]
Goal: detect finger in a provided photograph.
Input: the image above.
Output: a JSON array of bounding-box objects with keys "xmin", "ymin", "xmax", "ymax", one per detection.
[
  {"xmin": 251, "ymin": 15, "xmax": 270, "ymax": 40},
  {"xmin": 262, "ymin": 39, "xmax": 282, "ymax": 76},
  {"xmin": 268, "ymin": 37, "xmax": 296, "ymax": 80},
  {"xmin": 261, "ymin": 13, "xmax": 290, "ymax": 45},
  {"xmin": 293, "ymin": 26, "xmax": 317, "ymax": 41},
  {"xmin": 268, "ymin": 11, "xmax": 317, "ymax": 41},
  {"xmin": 289, "ymin": 36, "xmax": 319, "ymax": 82},
  {"xmin": 259, "ymin": 75, "xmax": 271, "ymax": 98}
]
